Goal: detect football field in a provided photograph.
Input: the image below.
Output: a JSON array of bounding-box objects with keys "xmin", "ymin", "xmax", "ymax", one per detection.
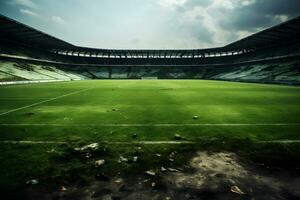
[
  {"xmin": 0, "ymin": 80, "xmax": 300, "ymax": 142},
  {"xmin": 1, "ymin": 80, "xmax": 300, "ymax": 193}
]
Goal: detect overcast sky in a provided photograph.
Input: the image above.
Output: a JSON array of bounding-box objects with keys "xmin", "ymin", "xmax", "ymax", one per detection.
[{"xmin": 0, "ymin": 0, "xmax": 299, "ymax": 49}]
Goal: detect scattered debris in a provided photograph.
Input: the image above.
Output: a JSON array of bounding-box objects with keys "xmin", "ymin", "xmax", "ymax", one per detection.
[
  {"xmin": 85, "ymin": 152, "xmax": 92, "ymax": 158},
  {"xmin": 169, "ymin": 151, "xmax": 176, "ymax": 157},
  {"xmin": 74, "ymin": 143, "xmax": 99, "ymax": 151},
  {"xmin": 46, "ymin": 148, "xmax": 56, "ymax": 153},
  {"xmin": 143, "ymin": 178, "xmax": 151, "ymax": 183},
  {"xmin": 95, "ymin": 159, "xmax": 105, "ymax": 167},
  {"xmin": 113, "ymin": 178, "xmax": 125, "ymax": 191},
  {"xmin": 146, "ymin": 170, "xmax": 156, "ymax": 176},
  {"xmin": 118, "ymin": 156, "xmax": 128, "ymax": 163},
  {"xmin": 168, "ymin": 152, "xmax": 176, "ymax": 162},
  {"xmin": 60, "ymin": 186, "xmax": 67, "ymax": 191},
  {"xmin": 161, "ymin": 167, "xmax": 167, "ymax": 172},
  {"xmin": 174, "ymin": 134, "xmax": 183, "ymax": 140},
  {"xmin": 168, "ymin": 168, "xmax": 180, "ymax": 172},
  {"xmin": 231, "ymin": 186, "xmax": 246, "ymax": 195},
  {"xmin": 114, "ymin": 178, "xmax": 123, "ymax": 185},
  {"xmin": 26, "ymin": 179, "xmax": 38, "ymax": 185}
]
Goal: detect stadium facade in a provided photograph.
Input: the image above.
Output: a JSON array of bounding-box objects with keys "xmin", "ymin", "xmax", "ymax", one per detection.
[{"xmin": 0, "ymin": 15, "xmax": 300, "ymax": 83}]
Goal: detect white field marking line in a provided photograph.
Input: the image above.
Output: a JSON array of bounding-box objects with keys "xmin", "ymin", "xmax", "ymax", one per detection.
[
  {"xmin": 0, "ymin": 98, "xmax": 50, "ymax": 100},
  {"xmin": 0, "ymin": 123, "xmax": 300, "ymax": 127},
  {"xmin": 0, "ymin": 88, "xmax": 91, "ymax": 116},
  {"xmin": 1, "ymin": 140, "xmax": 67, "ymax": 144},
  {"xmin": 2, "ymin": 140, "xmax": 300, "ymax": 145},
  {"xmin": 1, "ymin": 140, "xmax": 194, "ymax": 145}
]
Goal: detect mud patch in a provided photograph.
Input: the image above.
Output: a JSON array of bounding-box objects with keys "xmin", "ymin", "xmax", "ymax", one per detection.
[
  {"xmin": 25, "ymin": 151, "xmax": 300, "ymax": 200},
  {"xmin": 164, "ymin": 151, "xmax": 300, "ymax": 199}
]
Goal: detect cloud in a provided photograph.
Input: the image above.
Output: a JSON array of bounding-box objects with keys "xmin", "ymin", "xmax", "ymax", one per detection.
[
  {"xmin": 217, "ymin": 0, "xmax": 300, "ymax": 32},
  {"xmin": 19, "ymin": 8, "xmax": 38, "ymax": 16},
  {"xmin": 10, "ymin": 0, "xmax": 38, "ymax": 9},
  {"xmin": 51, "ymin": 16, "xmax": 65, "ymax": 24},
  {"xmin": 159, "ymin": 0, "xmax": 187, "ymax": 8},
  {"xmin": 157, "ymin": 0, "xmax": 300, "ymax": 47},
  {"xmin": 184, "ymin": 0, "xmax": 213, "ymax": 8},
  {"xmin": 3, "ymin": 0, "xmax": 299, "ymax": 49}
]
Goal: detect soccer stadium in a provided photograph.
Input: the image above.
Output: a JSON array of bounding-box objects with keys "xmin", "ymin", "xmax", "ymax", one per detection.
[{"xmin": 0, "ymin": 1, "xmax": 300, "ymax": 199}]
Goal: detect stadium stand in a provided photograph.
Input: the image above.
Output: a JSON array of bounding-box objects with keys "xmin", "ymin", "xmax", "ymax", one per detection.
[{"xmin": 0, "ymin": 14, "xmax": 300, "ymax": 84}]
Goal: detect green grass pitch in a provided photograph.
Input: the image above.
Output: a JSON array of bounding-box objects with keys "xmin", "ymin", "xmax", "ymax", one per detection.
[
  {"xmin": 0, "ymin": 80, "xmax": 300, "ymax": 142},
  {"xmin": 0, "ymin": 80, "xmax": 300, "ymax": 192}
]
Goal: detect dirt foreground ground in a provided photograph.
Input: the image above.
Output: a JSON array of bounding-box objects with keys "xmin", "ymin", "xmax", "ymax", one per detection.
[{"xmin": 26, "ymin": 151, "xmax": 300, "ymax": 200}]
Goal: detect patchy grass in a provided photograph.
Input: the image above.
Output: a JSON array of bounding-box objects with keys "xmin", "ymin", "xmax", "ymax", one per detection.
[{"xmin": 0, "ymin": 80, "xmax": 300, "ymax": 198}]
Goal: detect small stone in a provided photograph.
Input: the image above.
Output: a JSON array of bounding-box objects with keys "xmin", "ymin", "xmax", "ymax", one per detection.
[
  {"xmin": 165, "ymin": 197, "xmax": 171, "ymax": 200},
  {"xmin": 132, "ymin": 133, "xmax": 138, "ymax": 138},
  {"xmin": 143, "ymin": 178, "xmax": 151, "ymax": 183},
  {"xmin": 146, "ymin": 170, "xmax": 156, "ymax": 176},
  {"xmin": 46, "ymin": 148, "xmax": 56, "ymax": 153},
  {"xmin": 169, "ymin": 158, "xmax": 174, "ymax": 162},
  {"xmin": 95, "ymin": 159, "xmax": 105, "ymax": 167},
  {"xmin": 133, "ymin": 156, "xmax": 138, "ymax": 162},
  {"xmin": 231, "ymin": 186, "xmax": 246, "ymax": 195},
  {"xmin": 174, "ymin": 134, "xmax": 183, "ymax": 140},
  {"xmin": 155, "ymin": 154, "xmax": 162, "ymax": 157},
  {"xmin": 85, "ymin": 152, "xmax": 92, "ymax": 158},
  {"xmin": 113, "ymin": 178, "xmax": 124, "ymax": 192},
  {"xmin": 114, "ymin": 178, "xmax": 123, "ymax": 184},
  {"xmin": 193, "ymin": 116, "xmax": 198, "ymax": 119},
  {"xmin": 161, "ymin": 167, "xmax": 167, "ymax": 172},
  {"xmin": 26, "ymin": 179, "xmax": 38, "ymax": 185},
  {"xmin": 151, "ymin": 182, "xmax": 156, "ymax": 187},
  {"xmin": 169, "ymin": 152, "xmax": 176, "ymax": 157},
  {"xmin": 118, "ymin": 156, "xmax": 128, "ymax": 163},
  {"xmin": 168, "ymin": 168, "xmax": 180, "ymax": 172},
  {"xmin": 60, "ymin": 186, "xmax": 67, "ymax": 191},
  {"xmin": 75, "ymin": 143, "xmax": 99, "ymax": 151}
]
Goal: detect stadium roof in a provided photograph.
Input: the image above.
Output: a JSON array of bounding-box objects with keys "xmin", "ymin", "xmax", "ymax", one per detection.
[
  {"xmin": 226, "ymin": 16, "xmax": 300, "ymax": 50},
  {"xmin": 0, "ymin": 14, "xmax": 74, "ymax": 49},
  {"xmin": 1, "ymin": 14, "xmax": 300, "ymax": 56}
]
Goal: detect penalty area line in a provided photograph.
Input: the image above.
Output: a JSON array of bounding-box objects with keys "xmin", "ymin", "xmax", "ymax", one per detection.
[{"xmin": 0, "ymin": 88, "xmax": 91, "ymax": 116}]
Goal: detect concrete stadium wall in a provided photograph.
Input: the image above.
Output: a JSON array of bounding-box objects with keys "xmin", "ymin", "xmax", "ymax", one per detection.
[
  {"xmin": 0, "ymin": 79, "xmax": 73, "ymax": 86},
  {"xmin": 0, "ymin": 54, "xmax": 300, "ymax": 85}
]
